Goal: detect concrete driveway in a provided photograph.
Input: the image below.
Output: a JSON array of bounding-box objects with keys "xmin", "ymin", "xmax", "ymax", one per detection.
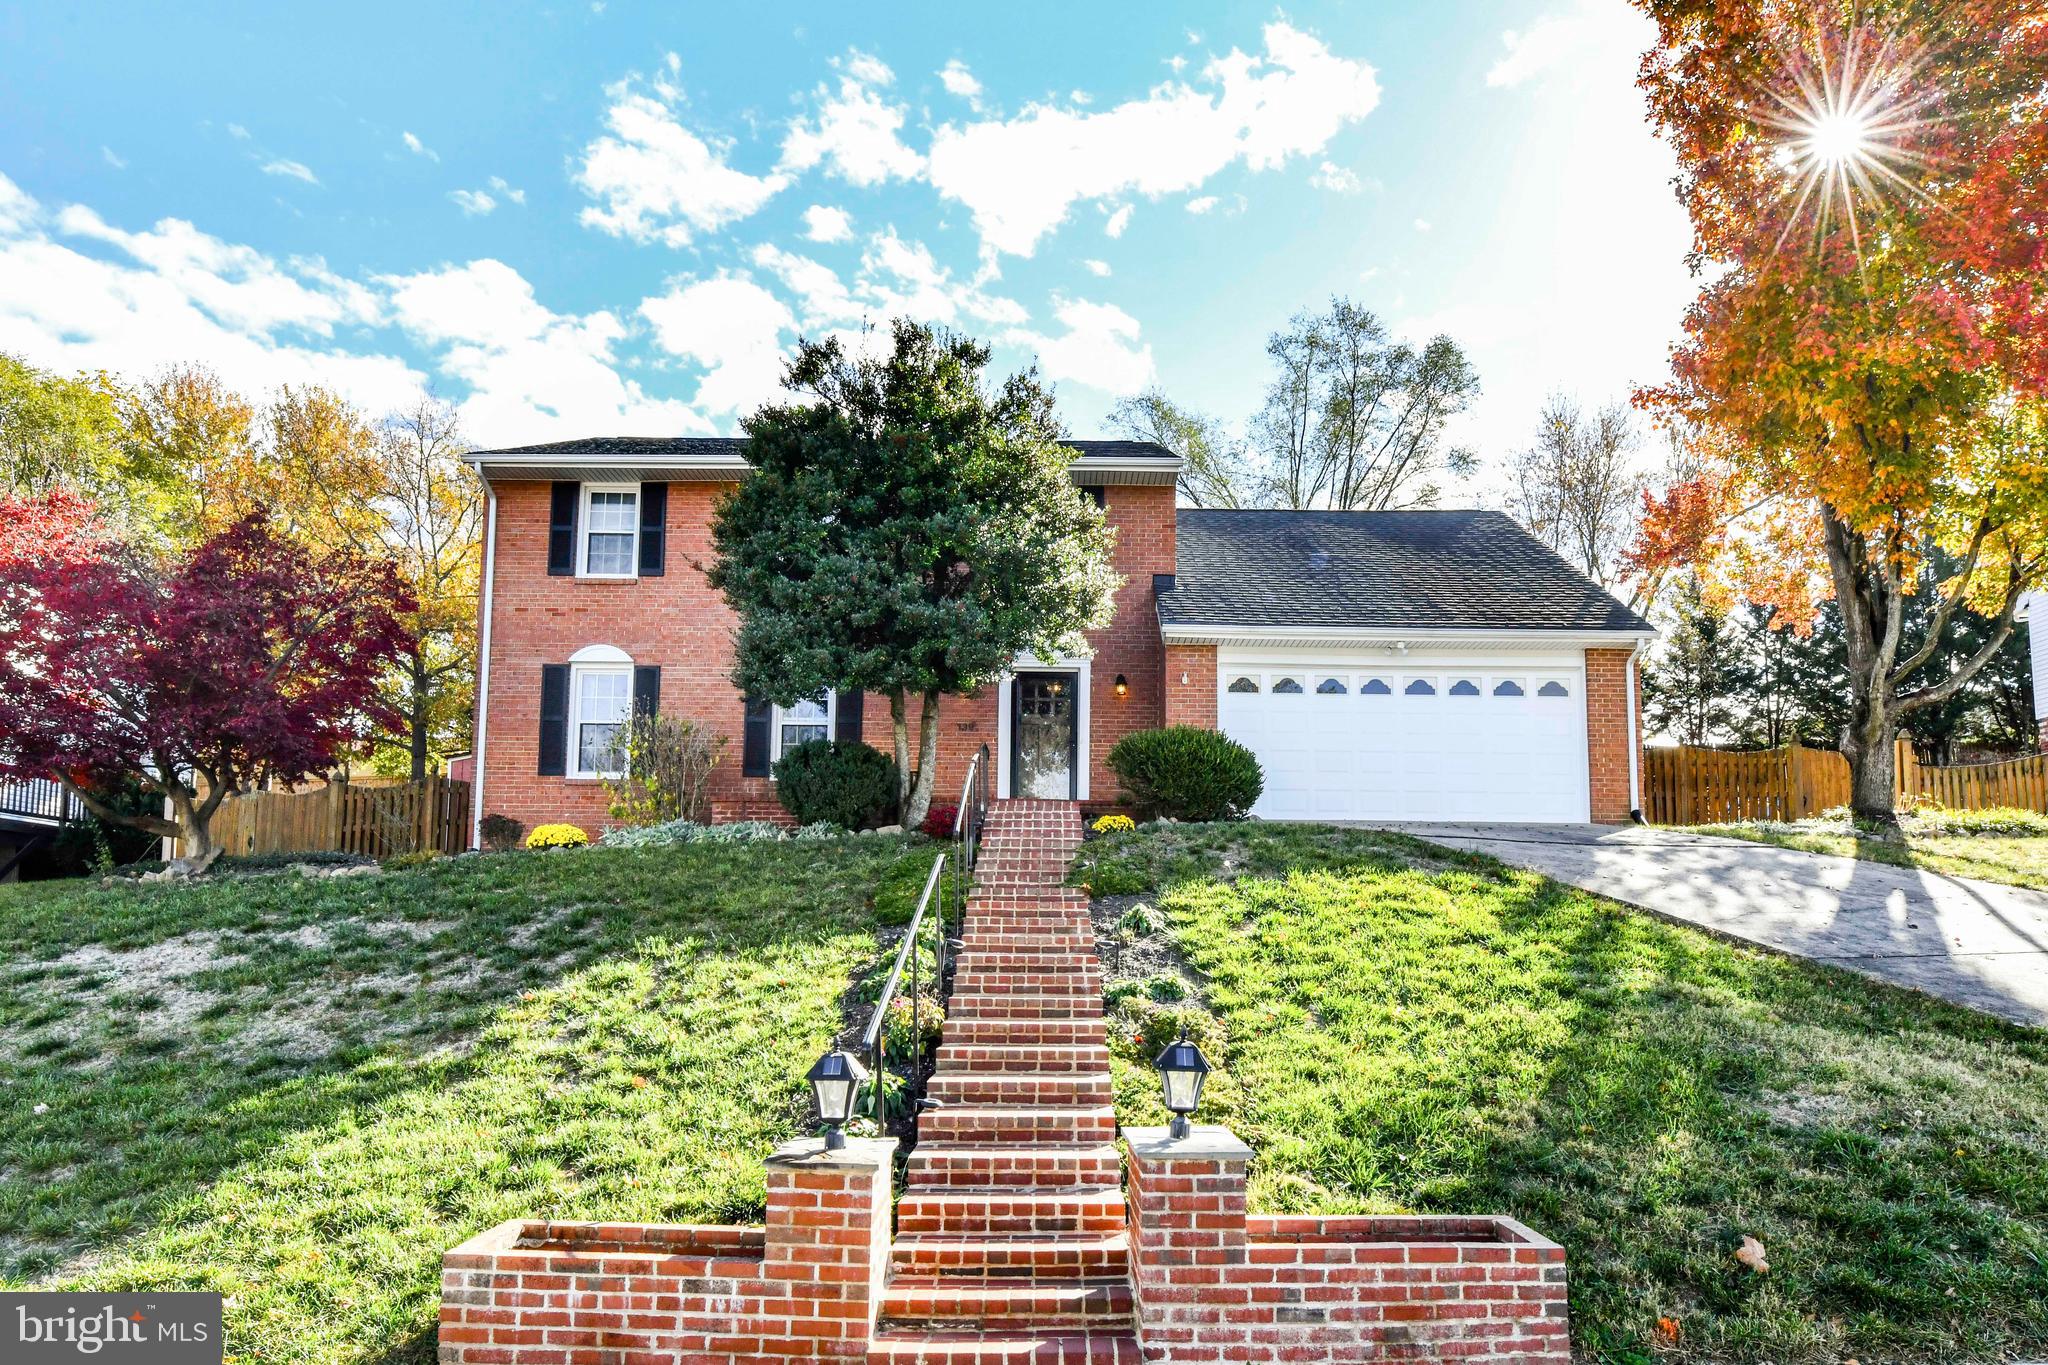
[{"xmin": 1363, "ymin": 822, "xmax": 2048, "ymax": 1028}]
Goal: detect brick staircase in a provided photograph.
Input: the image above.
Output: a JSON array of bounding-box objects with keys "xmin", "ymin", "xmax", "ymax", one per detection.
[{"xmin": 872, "ymin": 799, "xmax": 1137, "ymax": 1365}]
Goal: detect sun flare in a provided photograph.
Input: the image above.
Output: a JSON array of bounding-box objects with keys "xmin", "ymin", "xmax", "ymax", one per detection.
[{"xmin": 1755, "ymin": 24, "xmax": 1939, "ymax": 258}]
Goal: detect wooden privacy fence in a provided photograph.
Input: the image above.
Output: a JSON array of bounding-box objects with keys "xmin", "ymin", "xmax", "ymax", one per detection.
[
  {"xmin": 178, "ymin": 776, "xmax": 472, "ymax": 859},
  {"xmin": 1643, "ymin": 744, "xmax": 1850, "ymax": 824},
  {"xmin": 1647, "ymin": 739, "xmax": 2048, "ymax": 825}
]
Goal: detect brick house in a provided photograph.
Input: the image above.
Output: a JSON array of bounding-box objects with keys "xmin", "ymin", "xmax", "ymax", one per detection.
[{"xmin": 467, "ymin": 436, "xmax": 1654, "ymax": 842}]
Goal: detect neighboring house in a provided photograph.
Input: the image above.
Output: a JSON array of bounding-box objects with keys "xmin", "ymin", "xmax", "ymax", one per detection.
[
  {"xmin": 2021, "ymin": 591, "xmax": 2048, "ymax": 750},
  {"xmin": 0, "ymin": 777, "xmax": 85, "ymax": 881},
  {"xmin": 466, "ymin": 437, "xmax": 1655, "ymax": 839}
]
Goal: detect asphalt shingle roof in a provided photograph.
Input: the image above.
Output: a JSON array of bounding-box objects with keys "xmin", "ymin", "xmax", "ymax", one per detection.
[
  {"xmin": 1163, "ymin": 508, "xmax": 1652, "ymax": 633},
  {"xmin": 471, "ymin": 436, "xmax": 1173, "ymax": 460}
]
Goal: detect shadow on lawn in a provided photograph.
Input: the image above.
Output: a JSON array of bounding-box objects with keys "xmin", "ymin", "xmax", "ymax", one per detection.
[{"xmin": 0, "ymin": 838, "xmax": 927, "ymax": 1364}]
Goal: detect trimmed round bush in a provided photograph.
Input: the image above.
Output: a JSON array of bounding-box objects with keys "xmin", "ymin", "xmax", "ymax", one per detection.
[
  {"xmin": 1105, "ymin": 726, "xmax": 1263, "ymax": 822},
  {"xmin": 773, "ymin": 739, "xmax": 899, "ymax": 830}
]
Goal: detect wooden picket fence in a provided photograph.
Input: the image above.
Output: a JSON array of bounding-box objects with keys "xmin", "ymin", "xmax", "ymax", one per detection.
[
  {"xmin": 176, "ymin": 776, "xmax": 472, "ymax": 859},
  {"xmin": 1646, "ymin": 738, "xmax": 2048, "ymax": 825}
]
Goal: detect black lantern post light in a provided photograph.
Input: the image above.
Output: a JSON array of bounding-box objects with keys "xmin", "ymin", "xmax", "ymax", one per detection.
[
  {"xmin": 1153, "ymin": 1031, "xmax": 1211, "ymax": 1140},
  {"xmin": 807, "ymin": 1048, "xmax": 869, "ymax": 1150}
]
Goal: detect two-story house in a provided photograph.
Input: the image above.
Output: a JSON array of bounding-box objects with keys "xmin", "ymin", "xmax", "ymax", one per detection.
[{"xmin": 466, "ymin": 437, "xmax": 1654, "ymax": 840}]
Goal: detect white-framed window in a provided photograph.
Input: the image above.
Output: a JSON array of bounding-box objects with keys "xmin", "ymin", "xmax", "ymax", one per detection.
[
  {"xmin": 570, "ymin": 662, "xmax": 633, "ymax": 777},
  {"xmin": 581, "ymin": 485, "xmax": 639, "ymax": 578},
  {"xmin": 772, "ymin": 693, "xmax": 835, "ymax": 763}
]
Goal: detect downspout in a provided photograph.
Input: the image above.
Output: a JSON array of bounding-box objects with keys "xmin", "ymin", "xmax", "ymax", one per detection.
[
  {"xmin": 1626, "ymin": 639, "xmax": 1645, "ymax": 824},
  {"xmin": 469, "ymin": 478, "xmax": 498, "ymax": 849}
]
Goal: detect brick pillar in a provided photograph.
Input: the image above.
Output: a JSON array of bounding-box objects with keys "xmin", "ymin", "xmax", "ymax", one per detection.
[
  {"xmin": 1163, "ymin": 644, "xmax": 1218, "ymax": 730},
  {"xmin": 1125, "ymin": 1124, "xmax": 1252, "ymax": 1363},
  {"xmin": 761, "ymin": 1135, "xmax": 897, "ymax": 1358}
]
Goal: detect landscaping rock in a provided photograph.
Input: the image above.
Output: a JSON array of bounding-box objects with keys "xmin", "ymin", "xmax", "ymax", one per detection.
[{"xmin": 872, "ymin": 824, "xmax": 904, "ymax": 836}]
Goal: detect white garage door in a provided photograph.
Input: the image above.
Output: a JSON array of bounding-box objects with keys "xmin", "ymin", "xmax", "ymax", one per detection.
[{"xmin": 1217, "ymin": 660, "xmax": 1589, "ymax": 823}]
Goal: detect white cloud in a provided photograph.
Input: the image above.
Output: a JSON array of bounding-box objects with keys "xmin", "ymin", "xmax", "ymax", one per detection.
[
  {"xmin": 926, "ymin": 21, "xmax": 1379, "ymax": 258},
  {"xmin": 488, "ymin": 176, "xmax": 527, "ymax": 204},
  {"xmin": 781, "ymin": 50, "xmax": 925, "ymax": 187},
  {"xmin": 402, "ymin": 131, "xmax": 438, "ymax": 161},
  {"xmin": 1488, "ymin": 4, "xmax": 1613, "ymax": 88},
  {"xmin": 53, "ymin": 205, "xmax": 376, "ymax": 335},
  {"xmin": 803, "ymin": 204, "xmax": 854, "ymax": 242},
  {"xmin": 1007, "ymin": 298, "xmax": 1155, "ymax": 395},
  {"xmin": 1413, "ymin": 217, "xmax": 1431, "ymax": 232},
  {"xmin": 1103, "ymin": 205, "xmax": 1133, "ymax": 238},
  {"xmin": 0, "ymin": 172, "xmax": 37, "ymax": 236},
  {"xmin": 1185, "ymin": 196, "xmax": 1219, "ymax": 215},
  {"xmin": 101, "ymin": 147, "xmax": 127, "ymax": 171},
  {"xmin": 261, "ymin": 159, "xmax": 319, "ymax": 185},
  {"xmin": 939, "ymin": 60, "xmax": 983, "ymax": 103},
  {"xmin": 1082, "ymin": 259, "xmax": 1111, "ymax": 277},
  {"xmin": 575, "ymin": 78, "xmax": 787, "ymax": 246},
  {"xmin": 226, "ymin": 123, "xmax": 251, "ymax": 141},
  {"xmin": 0, "ymin": 198, "xmax": 422, "ymax": 419},
  {"xmin": 1311, "ymin": 161, "xmax": 1362, "ymax": 193},
  {"xmin": 639, "ymin": 275, "xmax": 796, "ymax": 415},
  {"xmin": 752, "ymin": 229, "xmax": 1025, "ymax": 333},
  {"xmin": 449, "ymin": 189, "xmax": 497, "ymax": 216},
  {"xmin": 381, "ymin": 258, "xmax": 707, "ymax": 442}
]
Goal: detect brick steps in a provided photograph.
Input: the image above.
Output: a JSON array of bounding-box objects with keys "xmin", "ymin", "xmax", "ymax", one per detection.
[
  {"xmin": 896, "ymin": 1187, "xmax": 1126, "ymax": 1237},
  {"xmin": 906, "ymin": 1143, "xmax": 1124, "ymax": 1189},
  {"xmin": 880, "ymin": 1276, "xmax": 1134, "ymax": 1328},
  {"xmin": 892, "ymin": 1233, "xmax": 1131, "ymax": 1278},
  {"xmin": 867, "ymin": 1328, "xmax": 1140, "ymax": 1364},
  {"xmin": 881, "ymin": 799, "xmax": 1131, "ymax": 1365}
]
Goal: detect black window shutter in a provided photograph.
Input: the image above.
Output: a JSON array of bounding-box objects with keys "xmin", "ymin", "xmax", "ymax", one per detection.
[
  {"xmin": 637, "ymin": 483, "xmax": 667, "ymax": 577},
  {"xmin": 538, "ymin": 665, "xmax": 570, "ymax": 775},
  {"xmin": 742, "ymin": 696, "xmax": 772, "ymax": 777},
  {"xmin": 835, "ymin": 691, "xmax": 863, "ymax": 743},
  {"xmin": 633, "ymin": 666, "xmax": 661, "ymax": 721},
  {"xmin": 547, "ymin": 482, "xmax": 579, "ymax": 576}
]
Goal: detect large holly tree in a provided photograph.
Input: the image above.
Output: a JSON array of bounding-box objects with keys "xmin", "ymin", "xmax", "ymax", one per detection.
[
  {"xmin": 710, "ymin": 320, "xmax": 1120, "ymax": 829},
  {"xmin": 1630, "ymin": 1, "xmax": 2048, "ymax": 820}
]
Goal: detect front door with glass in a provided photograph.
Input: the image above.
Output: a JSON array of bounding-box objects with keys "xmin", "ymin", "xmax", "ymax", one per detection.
[{"xmin": 1012, "ymin": 671, "xmax": 1078, "ymax": 799}]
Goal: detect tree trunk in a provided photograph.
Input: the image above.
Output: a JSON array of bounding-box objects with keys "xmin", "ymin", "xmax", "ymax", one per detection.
[
  {"xmin": 902, "ymin": 688, "xmax": 944, "ymax": 830},
  {"xmin": 168, "ymin": 788, "xmax": 221, "ymax": 866},
  {"xmin": 1841, "ymin": 705, "xmax": 1899, "ymax": 827},
  {"xmin": 889, "ymin": 690, "xmax": 911, "ymax": 820}
]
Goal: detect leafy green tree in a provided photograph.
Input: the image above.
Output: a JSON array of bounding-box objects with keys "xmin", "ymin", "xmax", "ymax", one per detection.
[
  {"xmin": 710, "ymin": 321, "xmax": 1120, "ymax": 827},
  {"xmin": 1641, "ymin": 575, "xmax": 1745, "ymax": 746},
  {"xmin": 1107, "ymin": 389, "xmax": 1254, "ymax": 508}
]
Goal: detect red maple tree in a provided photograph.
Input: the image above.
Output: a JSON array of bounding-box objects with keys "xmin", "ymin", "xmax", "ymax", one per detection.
[
  {"xmin": 0, "ymin": 494, "xmax": 414, "ymax": 862},
  {"xmin": 1631, "ymin": 1, "xmax": 2048, "ymax": 819}
]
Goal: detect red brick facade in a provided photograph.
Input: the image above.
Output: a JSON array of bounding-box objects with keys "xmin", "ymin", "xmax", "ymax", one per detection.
[
  {"xmin": 476, "ymin": 473, "xmax": 1644, "ymax": 836},
  {"xmin": 1584, "ymin": 647, "xmax": 1642, "ymax": 825},
  {"xmin": 476, "ymin": 480, "xmax": 1176, "ymax": 838},
  {"xmin": 1125, "ymin": 1128, "xmax": 1569, "ymax": 1364}
]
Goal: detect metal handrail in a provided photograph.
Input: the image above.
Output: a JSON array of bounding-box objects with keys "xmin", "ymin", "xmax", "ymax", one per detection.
[
  {"xmin": 950, "ymin": 744, "xmax": 990, "ymax": 931},
  {"xmin": 859, "ymin": 851, "xmax": 946, "ymax": 1131}
]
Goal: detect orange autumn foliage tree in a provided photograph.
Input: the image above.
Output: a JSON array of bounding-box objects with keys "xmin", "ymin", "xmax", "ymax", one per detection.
[{"xmin": 1630, "ymin": 1, "xmax": 2048, "ymax": 820}]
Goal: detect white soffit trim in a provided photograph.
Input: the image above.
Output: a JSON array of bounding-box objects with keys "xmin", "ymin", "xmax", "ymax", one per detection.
[
  {"xmin": 471, "ymin": 452, "xmax": 1179, "ymax": 486},
  {"xmin": 1168, "ymin": 624, "xmax": 1658, "ymax": 652}
]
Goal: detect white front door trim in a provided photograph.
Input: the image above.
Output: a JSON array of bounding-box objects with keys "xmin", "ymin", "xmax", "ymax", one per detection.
[{"xmin": 994, "ymin": 652, "xmax": 1092, "ymax": 802}]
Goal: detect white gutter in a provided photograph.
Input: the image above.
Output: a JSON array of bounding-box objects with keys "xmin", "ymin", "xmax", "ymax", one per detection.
[
  {"xmin": 1159, "ymin": 622, "xmax": 1659, "ymax": 648},
  {"xmin": 1626, "ymin": 638, "xmax": 1645, "ymax": 822},
  {"xmin": 469, "ymin": 484, "xmax": 498, "ymax": 850}
]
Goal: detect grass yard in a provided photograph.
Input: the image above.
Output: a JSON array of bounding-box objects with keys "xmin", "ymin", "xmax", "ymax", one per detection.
[
  {"xmin": 1693, "ymin": 815, "xmax": 2048, "ymax": 891},
  {"xmin": 1074, "ymin": 822, "xmax": 2048, "ymax": 1365},
  {"xmin": 0, "ymin": 837, "xmax": 936, "ymax": 1365}
]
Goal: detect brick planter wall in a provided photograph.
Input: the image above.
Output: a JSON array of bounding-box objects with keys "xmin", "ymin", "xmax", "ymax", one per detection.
[
  {"xmin": 439, "ymin": 1136, "xmax": 894, "ymax": 1364},
  {"xmin": 1124, "ymin": 1126, "xmax": 1568, "ymax": 1364}
]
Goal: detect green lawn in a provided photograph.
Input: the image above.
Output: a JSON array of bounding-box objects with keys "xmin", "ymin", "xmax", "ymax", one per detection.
[
  {"xmin": 1692, "ymin": 819, "xmax": 2048, "ymax": 891},
  {"xmin": 1075, "ymin": 822, "xmax": 2048, "ymax": 1365},
  {"xmin": 0, "ymin": 838, "xmax": 934, "ymax": 1365}
]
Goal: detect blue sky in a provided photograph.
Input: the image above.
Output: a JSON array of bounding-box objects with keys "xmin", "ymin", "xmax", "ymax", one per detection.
[{"xmin": 0, "ymin": 1, "xmax": 1694, "ymax": 496}]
